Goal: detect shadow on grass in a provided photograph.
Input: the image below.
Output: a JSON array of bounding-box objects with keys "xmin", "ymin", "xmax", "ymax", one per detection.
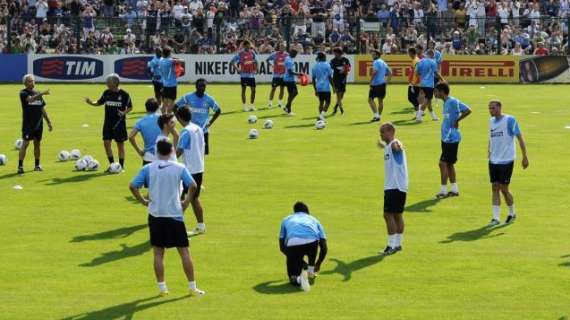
[
  {"xmin": 42, "ymin": 172, "xmax": 107, "ymax": 185},
  {"xmin": 348, "ymin": 121, "xmax": 374, "ymax": 126},
  {"xmin": 253, "ymin": 280, "xmax": 300, "ymax": 295},
  {"xmin": 560, "ymin": 255, "xmax": 570, "ymax": 267},
  {"xmin": 257, "ymin": 113, "xmax": 289, "ymax": 120},
  {"xmin": 284, "ymin": 123, "xmax": 316, "ymax": 129},
  {"xmin": 71, "ymin": 224, "xmax": 147, "ymax": 243},
  {"xmin": 405, "ymin": 198, "xmax": 441, "ymax": 213},
  {"xmin": 0, "ymin": 172, "xmax": 22, "ymax": 180},
  {"xmin": 392, "ymin": 119, "xmax": 419, "ymax": 126},
  {"xmin": 390, "ymin": 108, "xmax": 415, "ymax": 115},
  {"xmin": 61, "ymin": 295, "xmax": 187, "ymax": 320},
  {"xmin": 79, "ymin": 242, "xmax": 149, "ymax": 267},
  {"xmin": 320, "ymin": 255, "xmax": 385, "ymax": 281},
  {"xmin": 125, "ymin": 196, "xmax": 141, "ymax": 204},
  {"xmin": 440, "ymin": 224, "xmax": 510, "ymax": 244}
]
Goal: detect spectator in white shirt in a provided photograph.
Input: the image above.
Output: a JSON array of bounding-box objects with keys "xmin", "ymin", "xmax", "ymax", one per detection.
[
  {"xmin": 36, "ymin": 0, "xmax": 48, "ymax": 21},
  {"xmin": 124, "ymin": 28, "xmax": 136, "ymax": 45},
  {"xmin": 188, "ymin": 0, "xmax": 203, "ymax": 15}
]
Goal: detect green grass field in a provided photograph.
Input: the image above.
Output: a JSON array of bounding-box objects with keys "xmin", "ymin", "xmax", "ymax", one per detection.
[{"xmin": 0, "ymin": 83, "xmax": 569, "ymax": 320}]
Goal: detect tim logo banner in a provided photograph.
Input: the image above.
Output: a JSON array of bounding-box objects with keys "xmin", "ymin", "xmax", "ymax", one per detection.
[
  {"xmin": 114, "ymin": 56, "xmax": 152, "ymax": 80},
  {"xmin": 33, "ymin": 56, "xmax": 104, "ymax": 80}
]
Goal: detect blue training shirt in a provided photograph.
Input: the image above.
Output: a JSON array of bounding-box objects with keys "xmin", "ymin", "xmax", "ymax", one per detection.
[
  {"xmin": 283, "ymin": 56, "xmax": 296, "ymax": 83},
  {"xmin": 159, "ymin": 57, "xmax": 177, "ymax": 87},
  {"xmin": 371, "ymin": 58, "xmax": 391, "ymax": 86},
  {"xmin": 134, "ymin": 113, "xmax": 162, "ymax": 154},
  {"xmin": 312, "ymin": 61, "xmax": 333, "ymax": 92},
  {"xmin": 441, "ymin": 96, "xmax": 471, "ymax": 143},
  {"xmin": 148, "ymin": 56, "xmax": 162, "ymax": 82},
  {"xmin": 176, "ymin": 92, "xmax": 221, "ymax": 133},
  {"xmin": 279, "ymin": 212, "xmax": 327, "ymax": 245},
  {"xmin": 416, "ymin": 58, "xmax": 437, "ymax": 88}
]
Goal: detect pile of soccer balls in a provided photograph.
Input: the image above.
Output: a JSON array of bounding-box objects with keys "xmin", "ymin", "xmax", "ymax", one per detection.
[
  {"xmin": 247, "ymin": 115, "xmax": 274, "ymax": 140},
  {"xmin": 57, "ymin": 149, "xmax": 104, "ymax": 172}
]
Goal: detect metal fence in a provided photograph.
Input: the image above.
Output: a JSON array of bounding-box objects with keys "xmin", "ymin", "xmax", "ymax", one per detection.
[{"xmin": 1, "ymin": 14, "xmax": 569, "ymax": 55}]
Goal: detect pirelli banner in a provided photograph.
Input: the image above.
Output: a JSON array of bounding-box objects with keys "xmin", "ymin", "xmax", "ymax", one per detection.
[{"xmin": 354, "ymin": 55, "xmax": 520, "ymax": 84}]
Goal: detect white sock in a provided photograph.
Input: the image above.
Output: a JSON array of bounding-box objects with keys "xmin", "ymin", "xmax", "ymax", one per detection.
[
  {"xmin": 268, "ymin": 100, "xmax": 273, "ymax": 106},
  {"xmin": 158, "ymin": 281, "xmax": 168, "ymax": 292},
  {"xmin": 197, "ymin": 222, "xmax": 206, "ymax": 229},
  {"xmin": 388, "ymin": 234, "xmax": 396, "ymax": 248},
  {"xmin": 396, "ymin": 233, "xmax": 403, "ymax": 246},
  {"xmin": 375, "ymin": 112, "xmax": 380, "ymax": 118},
  {"xmin": 243, "ymin": 104, "xmax": 247, "ymax": 109},
  {"xmin": 189, "ymin": 281, "xmax": 197, "ymax": 290},
  {"xmin": 450, "ymin": 183, "xmax": 458, "ymax": 193},
  {"xmin": 441, "ymin": 185, "xmax": 448, "ymax": 193},
  {"xmin": 431, "ymin": 111, "xmax": 438, "ymax": 118},
  {"xmin": 508, "ymin": 204, "xmax": 515, "ymax": 216},
  {"xmin": 278, "ymin": 100, "xmax": 283, "ymax": 106},
  {"xmin": 296, "ymin": 275, "xmax": 303, "ymax": 284},
  {"xmin": 307, "ymin": 266, "xmax": 315, "ymax": 273},
  {"xmin": 492, "ymin": 205, "xmax": 501, "ymax": 220}
]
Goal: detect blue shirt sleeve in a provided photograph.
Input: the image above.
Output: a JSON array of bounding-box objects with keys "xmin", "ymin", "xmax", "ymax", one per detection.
[
  {"xmin": 177, "ymin": 129, "xmax": 190, "ymax": 150},
  {"xmin": 134, "ymin": 118, "xmax": 143, "ymax": 131},
  {"xmin": 458, "ymin": 101, "xmax": 470, "ymax": 113},
  {"xmin": 231, "ymin": 54, "xmax": 240, "ymax": 64},
  {"xmin": 175, "ymin": 95, "xmax": 186, "ymax": 107},
  {"xmin": 507, "ymin": 117, "xmax": 521, "ymax": 136},
  {"xmin": 373, "ymin": 60, "xmax": 379, "ymax": 72},
  {"xmin": 384, "ymin": 61, "xmax": 391, "ymax": 74},
  {"xmin": 131, "ymin": 165, "xmax": 150, "ymax": 188},
  {"xmin": 208, "ymin": 96, "xmax": 220, "ymax": 112},
  {"xmin": 181, "ymin": 167, "xmax": 194, "ymax": 188},
  {"xmin": 267, "ymin": 53, "xmax": 275, "ymax": 62}
]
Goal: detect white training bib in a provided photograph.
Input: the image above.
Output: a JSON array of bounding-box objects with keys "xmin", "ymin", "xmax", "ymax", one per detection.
[{"xmin": 384, "ymin": 139, "xmax": 409, "ymax": 192}]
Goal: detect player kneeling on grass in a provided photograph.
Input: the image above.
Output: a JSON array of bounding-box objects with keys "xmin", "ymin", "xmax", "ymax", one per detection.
[
  {"xmin": 487, "ymin": 100, "xmax": 529, "ymax": 226},
  {"xmin": 85, "ymin": 73, "xmax": 132, "ymax": 171},
  {"xmin": 312, "ymin": 52, "xmax": 334, "ymax": 122},
  {"xmin": 378, "ymin": 123, "xmax": 408, "ymax": 255},
  {"xmin": 279, "ymin": 202, "xmax": 328, "ymax": 292},
  {"xmin": 129, "ymin": 139, "xmax": 205, "ymax": 297},
  {"xmin": 18, "ymin": 74, "xmax": 53, "ymax": 174}
]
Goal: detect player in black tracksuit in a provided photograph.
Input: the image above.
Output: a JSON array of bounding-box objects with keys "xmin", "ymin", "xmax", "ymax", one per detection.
[
  {"xmin": 329, "ymin": 47, "xmax": 351, "ymax": 115},
  {"xmin": 18, "ymin": 75, "xmax": 53, "ymax": 174},
  {"xmin": 85, "ymin": 74, "xmax": 133, "ymax": 171}
]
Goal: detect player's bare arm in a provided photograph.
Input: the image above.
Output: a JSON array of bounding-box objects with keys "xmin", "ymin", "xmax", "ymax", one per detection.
[
  {"xmin": 181, "ymin": 182, "xmax": 197, "ymax": 211},
  {"xmin": 42, "ymin": 108, "xmax": 53, "ymax": 131},
  {"xmin": 129, "ymin": 183, "xmax": 149, "ymax": 206},
  {"xmin": 315, "ymin": 239, "xmax": 328, "ymax": 272},
  {"xmin": 84, "ymin": 97, "xmax": 101, "ymax": 106},
  {"xmin": 206, "ymin": 109, "xmax": 221, "ymax": 129},
  {"xmin": 27, "ymin": 89, "xmax": 50, "ymax": 103},
  {"xmin": 454, "ymin": 107, "xmax": 472, "ymax": 128},
  {"xmin": 128, "ymin": 128, "xmax": 144, "ymax": 157},
  {"xmin": 391, "ymin": 141, "xmax": 403, "ymax": 152},
  {"xmin": 517, "ymin": 133, "xmax": 529, "ymax": 169}
]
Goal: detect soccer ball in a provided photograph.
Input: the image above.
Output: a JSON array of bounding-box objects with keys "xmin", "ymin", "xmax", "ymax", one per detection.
[
  {"xmin": 58, "ymin": 150, "xmax": 70, "ymax": 161},
  {"xmin": 264, "ymin": 119, "xmax": 274, "ymax": 129},
  {"xmin": 108, "ymin": 162, "xmax": 122, "ymax": 174},
  {"xmin": 74, "ymin": 159, "xmax": 88, "ymax": 171},
  {"xmin": 81, "ymin": 155, "xmax": 94, "ymax": 164},
  {"xmin": 315, "ymin": 120, "xmax": 326, "ymax": 130},
  {"xmin": 248, "ymin": 115, "xmax": 258, "ymax": 124},
  {"xmin": 87, "ymin": 159, "xmax": 100, "ymax": 171},
  {"xmin": 0, "ymin": 154, "xmax": 6, "ymax": 165},
  {"xmin": 248, "ymin": 129, "xmax": 259, "ymax": 139},
  {"xmin": 15, "ymin": 139, "xmax": 23, "ymax": 150},
  {"xmin": 70, "ymin": 149, "xmax": 81, "ymax": 160}
]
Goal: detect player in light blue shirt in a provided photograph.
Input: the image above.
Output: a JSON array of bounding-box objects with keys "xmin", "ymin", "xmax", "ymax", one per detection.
[
  {"xmin": 147, "ymin": 48, "xmax": 163, "ymax": 104},
  {"xmin": 311, "ymin": 52, "xmax": 334, "ymax": 121},
  {"xmin": 415, "ymin": 49, "xmax": 442, "ymax": 122},
  {"xmin": 128, "ymin": 98, "xmax": 162, "ymax": 165},
  {"xmin": 368, "ymin": 49, "xmax": 391, "ymax": 122},
  {"xmin": 159, "ymin": 46, "xmax": 183, "ymax": 113},
  {"xmin": 278, "ymin": 202, "xmax": 328, "ymax": 291},
  {"xmin": 434, "ymin": 82, "xmax": 472, "ymax": 199},
  {"xmin": 129, "ymin": 139, "xmax": 205, "ymax": 297},
  {"xmin": 174, "ymin": 79, "xmax": 221, "ymax": 155},
  {"xmin": 283, "ymin": 49, "xmax": 302, "ymax": 115}
]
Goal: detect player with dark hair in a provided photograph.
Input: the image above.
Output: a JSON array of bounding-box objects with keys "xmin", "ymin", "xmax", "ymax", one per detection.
[
  {"xmin": 279, "ymin": 201, "xmax": 328, "ymax": 292},
  {"xmin": 159, "ymin": 46, "xmax": 183, "ymax": 114},
  {"xmin": 129, "ymin": 98, "xmax": 162, "ymax": 166},
  {"xmin": 156, "ymin": 113, "xmax": 179, "ymax": 162},
  {"xmin": 415, "ymin": 49, "xmax": 442, "ymax": 122},
  {"xmin": 85, "ymin": 73, "xmax": 132, "ymax": 171},
  {"xmin": 407, "ymin": 47, "xmax": 421, "ymax": 113},
  {"xmin": 129, "ymin": 139, "xmax": 205, "ymax": 297},
  {"xmin": 330, "ymin": 47, "xmax": 350, "ymax": 114},
  {"xmin": 17, "ymin": 74, "xmax": 53, "ymax": 174},
  {"xmin": 148, "ymin": 47, "xmax": 163, "ymax": 104},
  {"xmin": 368, "ymin": 49, "xmax": 391, "ymax": 122},
  {"xmin": 231, "ymin": 40, "xmax": 258, "ymax": 112},
  {"xmin": 433, "ymin": 82, "xmax": 472, "ymax": 199},
  {"xmin": 266, "ymin": 43, "xmax": 288, "ymax": 109},
  {"xmin": 283, "ymin": 49, "xmax": 302, "ymax": 116},
  {"xmin": 312, "ymin": 52, "xmax": 334, "ymax": 122}
]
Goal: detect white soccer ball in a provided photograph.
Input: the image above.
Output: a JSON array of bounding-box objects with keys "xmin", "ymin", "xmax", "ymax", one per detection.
[
  {"xmin": 70, "ymin": 149, "xmax": 81, "ymax": 160},
  {"xmin": 74, "ymin": 159, "xmax": 88, "ymax": 171},
  {"xmin": 264, "ymin": 119, "xmax": 274, "ymax": 129},
  {"xmin": 87, "ymin": 159, "xmax": 100, "ymax": 171},
  {"xmin": 315, "ymin": 120, "xmax": 326, "ymax": 130},
  {"xmin": 108, "ymin": 162, "xmax": 122, "ymax": 174},
  {"xmin": 58, "ymin": 150, "xmax": 70, "ymax": 161},
  {"xmin": 248, "ymin": 129, "xmax": 259, "ymax": 139},
  {"xmin": 15, "ymin": 139, "xmax": 23, "ymax": 150},
  {"xmin": 248, "ymin": 115, "xmax": 258, "ymax": 124},
  {"xmin": 81, "ymin": 155, "xmax": 94, "ymax": 164},
  {"xmin": 0, "ymin": 154, "xmax": 6, "ymax": 166}
]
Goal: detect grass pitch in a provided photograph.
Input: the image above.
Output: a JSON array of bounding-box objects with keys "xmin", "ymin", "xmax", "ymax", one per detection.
[{"xmin": 0, "ymin": 83, "xmax": 569, "ymax": 320}]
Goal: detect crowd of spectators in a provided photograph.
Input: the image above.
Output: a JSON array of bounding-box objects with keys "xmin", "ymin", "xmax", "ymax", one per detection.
[{"xmin": 0, "ymin": 0, "xmax": 568, "ymax": 55}]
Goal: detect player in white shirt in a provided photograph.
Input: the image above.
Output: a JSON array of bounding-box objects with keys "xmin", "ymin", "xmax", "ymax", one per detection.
[
  {"xmin": 378, "ymin": 123, "xmax": 408, "ymax": 255},
  {"xmin": 175, "ymin": 107, "xmax": 207, "ymax": 235},
  {"xmin": 129, "ymin": 139, "xmax": 205, "ymax": 297},
  {"xmin": 156, "ymin": 113, "xmax": 179, "ymax": 162},
  {"xmin": 487, "ymin": 100, "xmax": 529, "ymax": 226}
]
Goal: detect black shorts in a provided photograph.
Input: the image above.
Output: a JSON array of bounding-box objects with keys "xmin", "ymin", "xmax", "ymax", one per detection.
[
  {"xmin": 333, "ymin": 76, "xmax": 347, "ymax": 93},
  {"xmin": 489, "ymin": 162, "xmax": 514, "ymax": 185},
  {"xmin": 22, "ymin": 124, "xmax": 43, "ymax": 141},
  {"xmin": 369, "ymin": 84, "xmax": 386, "ymax": 99},
  {"xmin": 440, "ymin": 141, "xmax": 459, "ymax": 164},
  {"xmin": 152, "ymin": 80, "xmax": 163, "ymax": 98},
  {"xmin": 408, "ymin": 86, "xmax": 420, "ymax": 107},
  {"xmin": 148, "ymin": 215, "xmax": 189, "ymax": 248},
  {"xmin": 420, "ymin": 87, "xmax": 434, "ymax": 100},
  {"xmin": 384, "ymin": 189, "xmax": 407, "ymax": 213},
  {"xmin": 182, "ymin": 172, "xmax": 203, "ymax": 199},
  {"xmin": 102, "ymin": 122, "xmax": 128, "ymax": 142},
  {"xmin": 204, "ymin": 132, "xmax": 209, "ymax": 155},
  {"xmin": 241, "ymin": 77, "xmax": 256, "ymax": 87},
  {"xmin": 271, "ymin": 77, "xmax": 285, "ymax": 88},
  {"xmin": 285, "ymin": 241, "xmax": 318, "ymax": 278},
  {"xmin": 317, "ymin": 92, "xmax": 331, "ymax": 105},
  {"xmin": 286, "ymin": 82, "xmax": 298, "ymax": 96},
  {"xmin": 162, "ymin": 86, "xmax": 177, "ymax": 100}
]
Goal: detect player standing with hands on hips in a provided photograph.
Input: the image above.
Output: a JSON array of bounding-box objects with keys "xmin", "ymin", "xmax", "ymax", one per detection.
[
  {"xmin": 18, "ymin": 74, "xmax": 53, "ymax": 174},
  {"xmin": 487, "ymin": 100, "xmax": 529, "ymax": 226},
  {"xmin": 378, "ymin": 123, "xmax": 408, "ymax": 255},
  {"xmin": 231, "ymin": 40, "xmax": 258, "ymax": 112}
]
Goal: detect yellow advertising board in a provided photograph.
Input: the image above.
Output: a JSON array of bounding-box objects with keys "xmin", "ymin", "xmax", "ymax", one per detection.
[{"xmin": 354, "ymin": 55, "xmax": 520, "ymax": 83}]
